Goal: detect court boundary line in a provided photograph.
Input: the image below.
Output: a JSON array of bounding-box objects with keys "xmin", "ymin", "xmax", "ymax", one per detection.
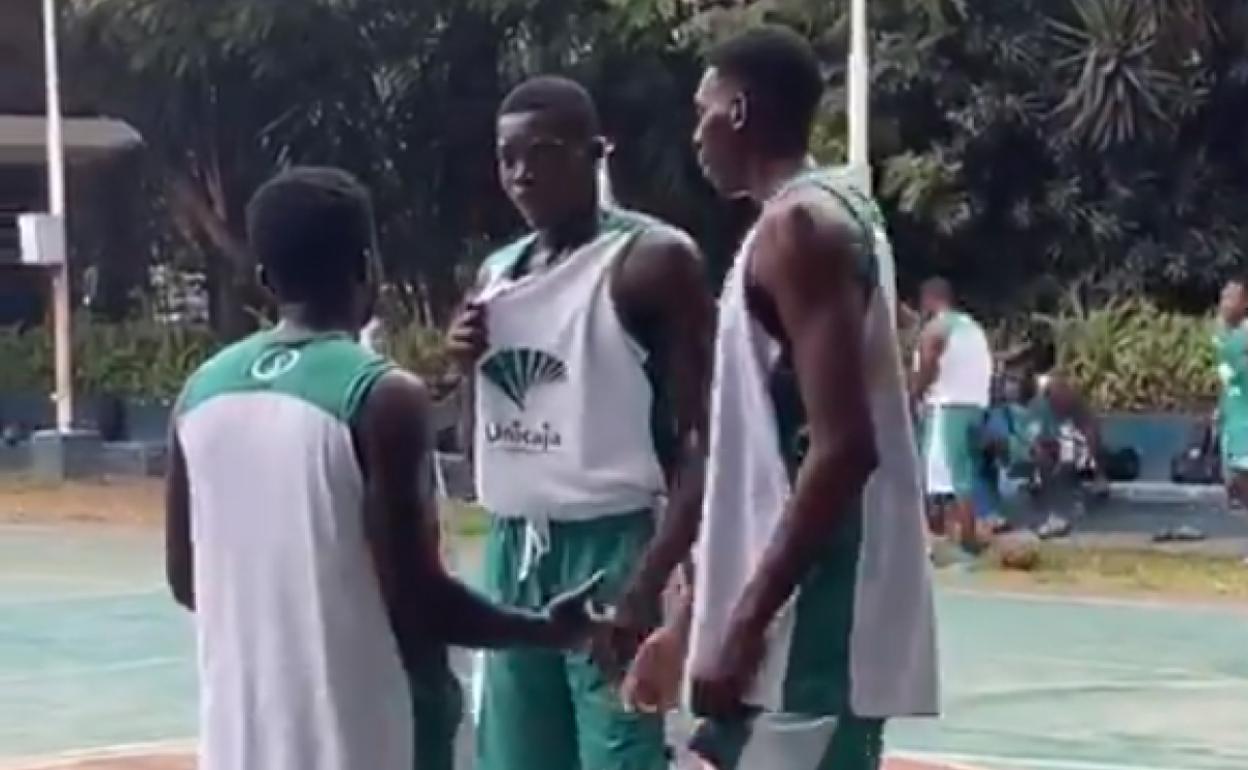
[
  {"xmin": 905, "ymin": 749, "xmax": 1201, "ymax": 770},
  {"xmin": 0, "ymin": 656, "xmax": 184, "ymax": 687},
  {"xmin": 944, "ymin": 585, "xmax": 1248, "ymax": 615},
  {"xmin": 0, "ymin": 741, "xmax": 193, "ymax": 770}
]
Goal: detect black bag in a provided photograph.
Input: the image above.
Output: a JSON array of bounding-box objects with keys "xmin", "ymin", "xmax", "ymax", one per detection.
[
  {"xmin": 1100, "ymin": 446, "xmax": 1140, "ymax": 482},
  {"xmin": 1171, "ymin": 421, "xmax": 1222, "ymax": 485}
]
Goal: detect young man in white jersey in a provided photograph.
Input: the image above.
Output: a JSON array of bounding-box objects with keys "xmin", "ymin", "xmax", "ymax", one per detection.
[
  {"xmin": 445, "ymin": 77, "xmax": 712, "ymax": 770},
  {"xmin": 165, "ymin": 167, "xmax": 602, "ymax": 770},
  {"xmin": 912, "ymin": 277, "xmax": 993, "ymax": 551},
  {"xmin": 622, "ymin": 26, "xmax": 938, "ymax": 770}
]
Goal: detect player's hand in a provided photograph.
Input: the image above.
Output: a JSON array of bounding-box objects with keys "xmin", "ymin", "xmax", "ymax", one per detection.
[
  {"xmin": 540, "ymin": 571, "xmax": 606, "ymax": 649},
  {"xmin": 588, "ymin": 585, "xmax": 659, "ymax": 682},
  {"xmin": 446, "ymin": 301, "xmax": 488, "ymax": 372},
  {"xmin": 620, "ymin": 624, "xmax": 687, "ymax": 713},
  {"xmin": 689, "ymin": 620, "xmax": 765, "ymax": 719}
]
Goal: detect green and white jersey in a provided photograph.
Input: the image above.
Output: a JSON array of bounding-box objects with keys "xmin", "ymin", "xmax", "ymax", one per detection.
[
  {"xmin": 924, "ymin": 310, "xmax": 992, "ymax": 408},
  {"xmin": 473, "ymin": 209, "xmax": 667, "ymax": 520},
  {"xmin": 690, "ymin": 169, "xmax": 938, "ymax": 719},
  {"xmin": 1215, "ymin": 321, "xmax": 1248, "ymax": 426},
  {"xmin": 176, "ymin": 329, "xmax": 412, "ymax": 770}
]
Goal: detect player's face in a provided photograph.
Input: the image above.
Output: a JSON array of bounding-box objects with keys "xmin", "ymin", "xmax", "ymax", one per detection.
[
  {"xmin": 1220, "ymin": 281, "xmax": 1247, "ymax": 325},
  {"xmin": 693, "ymin": 68, "xmax": 749, "ymax": 197},
  {"xmin": 497, "ymin": 111, "xmax": 596, "ymax": 229}
]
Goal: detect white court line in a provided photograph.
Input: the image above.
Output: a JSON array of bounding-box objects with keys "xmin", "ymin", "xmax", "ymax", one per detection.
[
  {"xmin": 943, "ymin": 585, "xmax": 1248, "ymax": 616},
  {"xmin": 0, "ymin": 656, "xmax": 183, "ymax": 686},
  {"xmin": 950, "ymin": 676, "xmax": 1243, "ymax": 702},
  {"xmin": 901, "ymin": 749, "xmax": 1198, "ymax": 770},
  {"xmin": 0, "ymin": 739, "xmax": 193, "ymax": 770},
  {"xmin": 0, "ymin": 589, "xmax": 163, "ymax": 609},
  {"xmin": 994, "ymin": 651, "xmax": 1248, "ymax": 686}
]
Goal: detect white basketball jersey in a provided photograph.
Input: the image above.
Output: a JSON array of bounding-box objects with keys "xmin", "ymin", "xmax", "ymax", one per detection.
[{"xmin": 473, "ymin": 210, "xmax": 666, "ymax": 519}]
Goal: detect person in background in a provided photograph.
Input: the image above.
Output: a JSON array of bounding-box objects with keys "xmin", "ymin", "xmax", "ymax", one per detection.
[
  {"xmin": 974, "ymin": 370, "xmax": 1034, "ymax": 535},
  {"xmin": 912, "ymin": 277, "xmax": 993, "ymax": 552},
  {"xmin": 1024, "ymin": 372, "xmax": 1111, "ymax": 538},
  {"xmin": 1215, "ymin": 278, "xmax": 1248, "ymax": 509}
]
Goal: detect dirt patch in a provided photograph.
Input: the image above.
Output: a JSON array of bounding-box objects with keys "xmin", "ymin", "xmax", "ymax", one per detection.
[
  {"xmin": 0, "ymin": 476, "xmax": 163, "ymax": 527},
  {"xmin": 955, "ymin": 542, "xmax": 1248, "ymax": 602}
]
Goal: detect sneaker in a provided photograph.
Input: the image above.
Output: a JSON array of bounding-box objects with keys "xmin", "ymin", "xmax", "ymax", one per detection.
[{"xmin": 1036, "ymin": 514, "xmax": 1072, "ymax": 540}]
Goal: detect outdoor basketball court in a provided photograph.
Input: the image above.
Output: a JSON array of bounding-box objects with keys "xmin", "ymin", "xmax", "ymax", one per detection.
[{"xmin": 2, "ymin": 524, "xmax": 1246, "ymax": 770}]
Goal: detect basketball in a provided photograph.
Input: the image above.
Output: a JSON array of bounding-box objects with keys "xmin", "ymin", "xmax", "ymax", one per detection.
[{"xmin": 992, "ymin": 531, "xmax": 1042, "ymax": 571}]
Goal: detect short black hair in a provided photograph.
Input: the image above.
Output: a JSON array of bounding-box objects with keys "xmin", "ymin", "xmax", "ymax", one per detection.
[
  {"xmin": 921, "ymin": 276, "xmax": 954, "ymax": 303},
  {"xmin": 246, "ymin": 167, "xmax": 374, "ymax": 306},
  {"xmin": 498, "ymin": 75, "xmax": 601, "ymax": 139},
  {"xmin": 708, "ymin": 25, "xmax": 823, "ymax": 156}
]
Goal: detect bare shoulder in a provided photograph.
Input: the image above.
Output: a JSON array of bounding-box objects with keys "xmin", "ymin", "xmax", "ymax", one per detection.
[
  {"xmin": 614, "ymin": 220, "xmax": 708, "ymax": 313},
  {"xmin": 624, "ymin": 221, "xmax": 703, "ymax": 279},
  {"xmin": 360, "ymin": 368, "xmax": 433, "ymax": 429},
  {"xmin": 752, "ymin": 187, "xmax": 859, "ymax": 287}
]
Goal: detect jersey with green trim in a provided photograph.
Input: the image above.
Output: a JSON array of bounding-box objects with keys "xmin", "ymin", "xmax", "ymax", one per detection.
[
  {"xmin": 176, "ymin": 329, "xmax": 412, "ymax": 770},
  {"xmin": 924, "ymin": 309, "xmax": 992, "ymax": 408},
  {"xmin": 690, "ymin": 168, "xmax": 938, "ymax": 718},
  {"xmin": 473, "ymin": 209, "xmax": 667, "ymax": 519},
  {"xmin": 1215, "ymin": 321, "xmax": 1248, "ymax": 428}
]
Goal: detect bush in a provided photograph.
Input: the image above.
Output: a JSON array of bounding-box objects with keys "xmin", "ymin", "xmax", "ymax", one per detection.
[
  {"xmin": 0, "ymin": 316, "xmax": 216, "ymax": 401},
  {"xmin": 377, "ymin": 322, "xmax": 454, "ymax": 390},
  {"xmin": 1037, "ymin": 297, "xmax": 1218, "ymax": 413},
  {"xmin": 2, "ymin": 314, "xmax": 453, "ymax": 403}
]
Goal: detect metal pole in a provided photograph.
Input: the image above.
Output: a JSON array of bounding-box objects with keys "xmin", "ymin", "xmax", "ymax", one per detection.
[
  {"xmin": 43, "ymin": 0, "xmax": 74, "ymax": 432},
  {"xmin": 848, "ymin": 0, "xmax": 870, "ymax": 187}
]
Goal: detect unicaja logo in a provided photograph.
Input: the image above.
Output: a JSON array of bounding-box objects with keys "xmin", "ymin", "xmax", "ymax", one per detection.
[
  {"xmin": 251, "ymin": 348, "xmax": 301, "ymax": 381},
  {"xmin": 480, "ymin": 348, "xmax": 568, "ymax": 410}
]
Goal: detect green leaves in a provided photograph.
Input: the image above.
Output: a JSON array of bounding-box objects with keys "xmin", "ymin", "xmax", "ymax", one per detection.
[
  {"xmin": 1048, "ymin": 0, "xmax": 1183, "ymax": 150},
  {"xmin": 1035, "ymin": 296, "xmax": 1218, "ymax": 412}
]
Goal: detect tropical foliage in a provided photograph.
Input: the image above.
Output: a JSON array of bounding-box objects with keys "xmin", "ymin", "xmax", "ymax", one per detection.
[
  {"xmin": 1036, "ymin": 296, "xmax": 1219, "ymax": 412},
  {"xmin": 0, "ymin": 317, "xmax": 215, "ymax": 399},
  {"xmin": 25, "ymin": 0, "xmax": 1246, "ymax": 411}
]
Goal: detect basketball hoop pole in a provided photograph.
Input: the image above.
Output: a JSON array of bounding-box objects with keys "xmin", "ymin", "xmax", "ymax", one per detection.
[
  {"xmin": 848, "ymin": 0, "xmax": 870, "ymax": 192},
  {"xmin": 42, "ymin": 0, "xmax": 74, "ymax": 432}
]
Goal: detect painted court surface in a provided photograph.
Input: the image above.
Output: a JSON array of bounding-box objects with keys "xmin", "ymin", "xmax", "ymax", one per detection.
[{"xmin": 2, "ymin": 525, "xmax": 1247, "ymax": 770}]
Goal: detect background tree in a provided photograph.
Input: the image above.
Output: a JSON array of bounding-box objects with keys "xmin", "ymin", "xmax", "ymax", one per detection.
[{"xmin": 61, "ymin": 0, "xmax": 1248, "ymax": 333}]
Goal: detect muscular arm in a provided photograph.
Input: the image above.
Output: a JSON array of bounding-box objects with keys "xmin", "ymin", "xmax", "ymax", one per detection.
[
  {"xmin": 357, "ymin": 370, "xmax": 557, "ymax": 652},
  {"xmin": 911, "ymin": 319, "xmax": 947, "ymax": 404},
  {"xmin": 729, "ymin": 197, "xmax": 879, "ymax": 637},
  {"xmin": 165, "ymin": 419, "xmax": 194, "ymax": 611},
  {"xmin": 614, "ymin": 227, "xmax": 714, "ymax": 609}
]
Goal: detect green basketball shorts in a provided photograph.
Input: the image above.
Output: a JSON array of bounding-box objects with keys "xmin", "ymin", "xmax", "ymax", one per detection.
[{"xmin": 475, "ymin": 510, "xmax": 667, "ymax": 770}]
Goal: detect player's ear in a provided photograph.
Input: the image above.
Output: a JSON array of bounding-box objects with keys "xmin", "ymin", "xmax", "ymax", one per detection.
[
  {"xmin": 589, "ymin": 136, "xmax": 608, "ymax": 160},
  {"xmin": 729, "ymin": 93, "xmax": 748, "ymax": 132},
  {"xmin": 256, "ymin": 264, "xmax": 272, "ymax": 293}
]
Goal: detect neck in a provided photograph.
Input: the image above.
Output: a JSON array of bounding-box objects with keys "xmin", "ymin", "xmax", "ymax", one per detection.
[
  {"xmin": 536, "ymin": 202, "xmax": 599, "ymax": 253},
  {"xmin": 277, "ymin": 304, "xmax": 358, "ymax": 338},
  {"xmin": 745, "ymin": 153, "xmax": 811, "ymax": 204}
]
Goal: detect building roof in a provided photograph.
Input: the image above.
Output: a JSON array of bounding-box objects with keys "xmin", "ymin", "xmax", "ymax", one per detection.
[{"xmin": 0, "ymin": 115, "xmax": 141, "ymax": 164}]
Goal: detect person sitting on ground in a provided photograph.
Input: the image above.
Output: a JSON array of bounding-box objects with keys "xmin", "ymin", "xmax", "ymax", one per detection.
[
  {"xmin": 1024, "ymin": 372, "xmax": 1110, "ymax": 538},
  {"xmin": 974, "ymin": 370, "xmax": 1035, "ymax": 535}
]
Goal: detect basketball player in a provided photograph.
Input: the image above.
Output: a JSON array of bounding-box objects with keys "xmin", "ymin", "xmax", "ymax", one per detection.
[
  {"xmin": 912, "ymin": 277, "xmax": 993, "ymax": 551},
  {"xmin": 621, "ymin": 27, "xmax": 938, "ymax": 769},
  {"xmin": 1215, "ymin": 278, "xmax": 1248, "ymax": 508},
  {"xmin": 445, "ymin": 77, "xmax": 712, "ymax": 770},
  {"xmin": 165, "ymin": 167, "xmax": 601, "ymax": 770}
]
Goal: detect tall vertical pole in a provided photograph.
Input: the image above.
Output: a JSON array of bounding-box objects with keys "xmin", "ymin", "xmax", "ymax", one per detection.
[
  {"xmin": 847, "ymin": 0, "xmax": 896, "ymax": 316},
  {"xmin": 848, "ymin": 0, "xmax": 870, "ymax": 189},
  {"xmin": 43, "ymin": 0, "xmax": 74, "ymax": 432}
]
